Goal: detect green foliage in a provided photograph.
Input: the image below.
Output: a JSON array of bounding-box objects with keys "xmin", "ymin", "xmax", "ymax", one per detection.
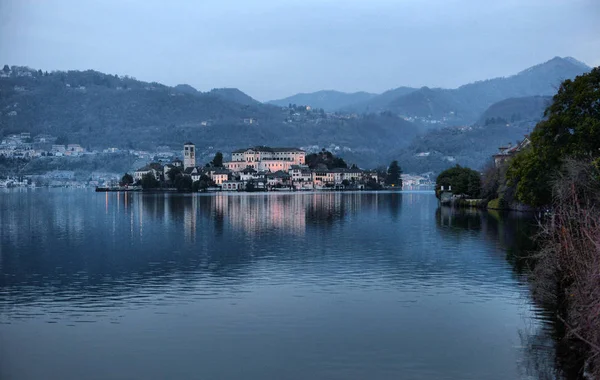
[
  {"xmin": 306, "ymin": 150, "xmax": 348, "ymax": 169},
  {"xmin": 120, "ymin": 173, "xmax": 133, "ymax": 186},
  {"xmin": 141, "ymin": 173, "xmax": 159, "ymax": 189},
  {"xmin": 211, "ymin": 152, "xmax": 223, "ymax": 167},
  {"xmin": 385, "ymin": 160, "xmax": 402, "ymax": 186},
  {"xmin": 507, "ymin": 68, "xmax": 600, "ymax": 207},
  {"xmin": 174, "ymin": 175, "xmax": 193, "ymax": 192},
  {"xmin": 436, "ymin": 165, "xmax": 481, "ymax": 198},
  {"xmin": 193, "ymin": 174, "xmax": 215, "ymax": 191},
  {"xmin": 364, "ymin": 178, "xmax": 382, "ymax": 190},
  {"xmin": 487, "ymin": 197, "xmax": 508, "ymax": 210}
]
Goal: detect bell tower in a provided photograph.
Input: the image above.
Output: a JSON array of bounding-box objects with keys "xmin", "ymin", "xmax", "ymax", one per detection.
[{"xmin": 183, "ymin": 142, "xmax": 196, "ymax": 169}]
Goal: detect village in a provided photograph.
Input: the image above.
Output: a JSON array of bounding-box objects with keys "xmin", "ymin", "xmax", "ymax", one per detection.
[
  {"xmin": 0, "ymin": 132, "xmax": 433, "ymax": 190},
  {"xmin": 127, "ymin": 143, "xmax": 428, "ymax": 192}
]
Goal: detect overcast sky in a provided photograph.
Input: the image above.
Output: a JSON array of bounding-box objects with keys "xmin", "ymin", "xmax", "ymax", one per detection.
[{"xmin": 0, "ymin": 0, "xmax": 598, "ymax": 101}]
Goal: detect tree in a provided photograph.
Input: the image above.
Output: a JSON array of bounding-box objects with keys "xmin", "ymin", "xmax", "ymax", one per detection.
[
  {"xmin": 385, "ymin": 160, "xmax": 402, "ymax": 187},
  {"xmin": 174, "ymin": 175, "xmax": 193, "ymax": 191},
  {"xmin": 507, "ymin": 68, "xmax": 600, "ymax": 207},
  {"xmin": 2, "ymin": 65, "xmax": 9, "ymax": 73},
  {"xmin": 305, "ymin": 150, "xmax": 347, "ymax": 169},
  {"xmin": 141, "ymin": 173, "xmax": 159, "ymax": 189},
  {"xmin": 193, "ymin": 174, "xmax": 215, "ymax": 191},
  {"xmin": 480, "ymin": 161, "xmax": 501, "ymax": 201},
  {"xmin": 436, "ymin": 165, "xmax": 481, "ymax": 199},
  {"xmin": 120, "ymin": 173, "xmax": 133, "ymax": 186},
  {"xmin": 211, "ymin": 152, "xmax": 223, "ymax": 167},
  {"xmin": 166, "ymin": 166, "xmax": 182, "ymax": 182}
]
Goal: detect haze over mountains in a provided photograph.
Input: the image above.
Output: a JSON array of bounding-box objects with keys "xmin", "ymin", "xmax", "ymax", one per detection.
[
  {"xmin": 0, "ymin": 56, "xmax": 592, "ymax": 173},
  {"xmin": 268, "ymin": 90, "xmax": 377, "ymax": 112},
  {"xmin": 270, "ymin": 56, "xmax": 589, "ymax": 126}
]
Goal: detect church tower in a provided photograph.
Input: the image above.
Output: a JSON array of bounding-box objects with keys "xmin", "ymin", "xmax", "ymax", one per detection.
[{"xmin": 183, "ymin": 142, "xmax": 196, "ymax": 169}]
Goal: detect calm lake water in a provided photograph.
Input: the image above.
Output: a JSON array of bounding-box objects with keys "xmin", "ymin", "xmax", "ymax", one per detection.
[{"xmin": 0, "ymin": 190, "xmax": 560, "ymax": 379}]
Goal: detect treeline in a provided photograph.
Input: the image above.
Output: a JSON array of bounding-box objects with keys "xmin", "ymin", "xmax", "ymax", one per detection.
[{"xmin": 455, "ymin": 68, "xmax": 600, "ymax": 377}]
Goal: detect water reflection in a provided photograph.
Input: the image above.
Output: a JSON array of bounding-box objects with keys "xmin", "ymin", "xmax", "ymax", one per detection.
[
  {"xmin": 435, "ymin": 206, "xmax": 580, "ymax": 380},
  {"xmin": 0, "ymin": 190, "xmax": 571, "ymax": 380}
]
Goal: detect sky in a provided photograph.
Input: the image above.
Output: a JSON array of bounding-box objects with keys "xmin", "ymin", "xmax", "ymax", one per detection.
[{"xmin": 0, "ymin": 0, "xmax": 598, "ymax": 101}]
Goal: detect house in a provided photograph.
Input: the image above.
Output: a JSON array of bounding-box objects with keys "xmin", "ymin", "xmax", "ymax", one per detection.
[
  {"xmin": 289, "ymin": 165, "xmax": 313, "ymax": 190},
  {"xmin": 210, "ymin": 169, "xmax": 230, "ymax": 185},
  {"xmin": 67, "ymin": 144, "xmax": 84, "ymax": 153},
  {"xmin": 34, "ymin": 134, "xmax": 56, "ymax": 144},
  {"xmin": 266, "ymin": 170, "xmax": 291, "ymax": 187},
  {"xmin": 221, "ymin": 180, "xmax": 244, "ymax": 191},
  {"xmin": 134, "ymin": 163, "xmax": 163, "ymax": 181},
  {"xmin": 493, "ymin": 135, "xmax": 531, "ymax": 167},
  {"xmin": 339, "ymin": 167, "xmax": 362, "ymax": 183},
  {"xmin": 189, "ymin": 167, "xmax": 204, "ymax": 182},
  {"xmin": 239, "ymin": 167, "xmax": 267, "ymax": 182},
  {"xmin": 224, "ymin": 146, "xmax": 305, "ymax": 173}
]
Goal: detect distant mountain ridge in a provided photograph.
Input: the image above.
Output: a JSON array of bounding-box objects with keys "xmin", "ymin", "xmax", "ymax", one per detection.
[
  {"xmin": 208, "ymin": 88, "xmax": 261, "ymax": 106},
  {"xmin": 0, "ymin": 56, "xmax": 592, "ymax": 172},
  {"xmin": 341, "ymin": 87, "xmax": 417, "ymax": 114},
  {"xmin": 476, "ymin": 96, "xmax": 551, "ymax": 126},
  {"xmin": 0, "ymin": 66, "xmax": 421, "ymax": 168},
  {"xmin": 172, "ymin": 84, "xmax": 260, "ymax": 106},
  {"xmin": 347, "ymin": 56, "xmax": 590, "ymax": 125},
  {"xmin": 268, "ymin": 90, "xmax": 377, "ymax": 111},
  {"xmin": 272, "ymin": 56, "xmax": 590, "ymax": 127}
]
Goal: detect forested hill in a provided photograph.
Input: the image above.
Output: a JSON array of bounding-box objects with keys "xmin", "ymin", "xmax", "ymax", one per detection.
[
  {"xmin": 392, "ymin": 95, "xmax": 553, "ymax": 174},
  {"xmin": 172, "ymin": 84, "xmax": 261, "ymax": 106},
  {"xmin": 0, "ymin": 66, "xmax": 421, "ymax": 167},
  {"xmin": 268, "ymin": 90, "xmax": 378, "ymax": 112},
  {"xmin": 475, "ymin": 96, "xmax": 551, "ymax": 126},
  {"xmin": 345, "ymin": 57, "xmax": 590, "ymax": 125}
]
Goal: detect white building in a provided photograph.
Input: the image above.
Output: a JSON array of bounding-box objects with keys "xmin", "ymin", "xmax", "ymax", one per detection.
[
  {"xmin": 221, "ymin": 180, "xmax": 244, "ymax": 191},
  {"xmin": 183, "ymin": 142, "xmax": 196, "ymax": 169},
  {"xmin": 224, "ymin": 146, "xmax": 305, "ymax": 172},
  {"xmin": 134, "ymin": 164, "xmax": 162, "ymax": 181},
  {"xmin": 209, "ymin": 169, "xmax": 230, "ymax": 185}
]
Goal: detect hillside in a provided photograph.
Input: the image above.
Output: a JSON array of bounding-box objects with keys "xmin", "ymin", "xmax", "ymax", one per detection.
[
  {"xmin": 347, "ymin": 57, "xmax": 590, "ymax": 126},
  {"xmin": 476, "ymin": 96, "xmax": 551, "ymax": 126},
  {"xmin": 339, "ymin": 86, "xmax": 417, "ymax": 113},
  {"xmin": 268, "ymin": 90, "xmax": 377, "ymax": 112},
  {"xmin": 393, "ymin": 95, "xmax": 552, "ymax": 174},
  {"xmin": 0, "ymin": 67, "xmax": 421, "ymax": 168},
  {"xmin": 209, "ymin": 88, "xmax": 261, "ymax": 106}
]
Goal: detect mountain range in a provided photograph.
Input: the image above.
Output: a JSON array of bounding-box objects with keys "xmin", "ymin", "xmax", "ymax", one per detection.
[
  {"xmin": 269, "ymin": 56, "xmax": 590, "ymax": 126},
  {"xmin": 268, "ymin": 90, "xmax": 377, "ymax": 111},
  {"xmin": 0, "ymin": 56, "xmax": 593, "ymax": 173}
]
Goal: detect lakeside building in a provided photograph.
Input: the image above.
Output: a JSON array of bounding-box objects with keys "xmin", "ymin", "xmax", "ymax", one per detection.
[
  {"xmin": 130, "ymin": 142, "xmax": 413, "ymax": 192},
  {"xmin": 134, "ymin": 163, "xmax": 163, "ymax": 181},
  {"xmin": 224, "ymin": 146, "xmax": 305, "ymax": 172},
  {"xmin": 493, "ymin": 135, "xmax": 531, "ymax": 168}
]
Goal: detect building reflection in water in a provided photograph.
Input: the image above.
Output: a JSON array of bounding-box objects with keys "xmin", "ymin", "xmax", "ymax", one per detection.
[{"xmin": 0, "ymin": 190, "xmax": 572, "ymax": 379}]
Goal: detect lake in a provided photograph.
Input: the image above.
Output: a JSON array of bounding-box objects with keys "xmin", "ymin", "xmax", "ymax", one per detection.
[{"xmin": 0, "ymin": 190, "xmax": 561, "ymax": 379}]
